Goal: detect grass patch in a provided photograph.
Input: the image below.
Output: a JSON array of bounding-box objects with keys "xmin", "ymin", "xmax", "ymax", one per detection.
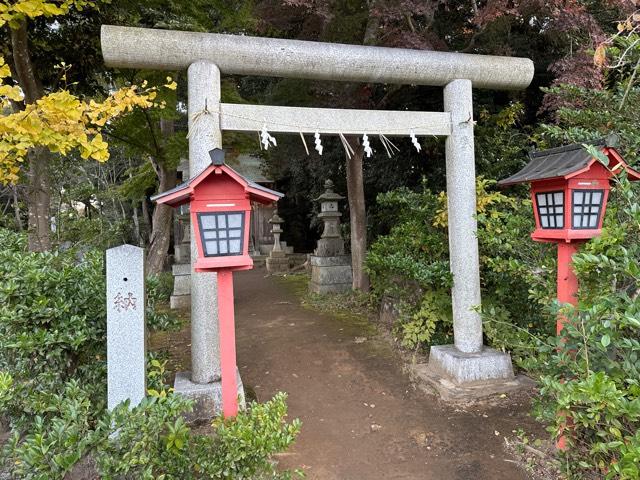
[{"xmin": 276, "ymin": 273, "xmax": 378, "ymax": 336}]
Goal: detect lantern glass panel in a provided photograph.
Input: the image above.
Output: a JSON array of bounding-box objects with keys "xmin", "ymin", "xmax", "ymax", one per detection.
[
  {"xmin": 198, "ymin": 211, "xmax": 246, "ymax": 257},
  {"xmin": 572, "ymin": 189, "xmax": 604, "ymax": 229},
  {"xmin": 228, "ymin": 214, "xmax": 242, "ymax": 228},
  {"xmin": 535, "ymin": 191, "xmax": 564, "ymax": 229}
]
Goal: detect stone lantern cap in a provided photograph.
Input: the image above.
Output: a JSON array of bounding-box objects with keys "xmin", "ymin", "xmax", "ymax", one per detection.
[
  {"xmin": 315, "ymin": 179, "xmax": 344, "ymax": 202},
  {"xmin": 268, "ymin": 210, "xmax": 284, "ymax": 225}
]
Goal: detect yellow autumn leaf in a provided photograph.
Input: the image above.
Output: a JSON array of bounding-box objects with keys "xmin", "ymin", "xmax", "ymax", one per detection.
[
  {"xmin": 593, "ymin": 44, "xmax": 607, "ymax": 67},
  {"xmin": 164, "ymin": 77, "xmax": 177, "ymax": 90}
]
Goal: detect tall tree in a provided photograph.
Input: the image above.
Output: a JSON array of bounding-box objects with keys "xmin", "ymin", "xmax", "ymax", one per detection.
[{"xmin": 0, "ymin": 0, "xmax": 172, "ymax": 251}]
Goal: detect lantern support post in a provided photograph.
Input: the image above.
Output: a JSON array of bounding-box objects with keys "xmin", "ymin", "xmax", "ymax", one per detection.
[
  {"xmin": 556, "ymin": 241, "xmax": 580, "ymax": 334},
  {"xmin": 188, "ymin": 61, "xmax": 222, "ymax": 385},
  {"xmin": 556, "ymin": 240, "xmax": 581, "ymax": 451},
  {"xmin": 217, "ymin": 269, "xmax": 239, "ymax": 417}
]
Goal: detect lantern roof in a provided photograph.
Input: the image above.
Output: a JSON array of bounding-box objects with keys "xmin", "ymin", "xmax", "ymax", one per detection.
[
  {"xmin": 498, "ymin": 138, "xmax": 640, "ymax": 187},
  {"xmin": 315, "ymin": 179, "xmax": 344, "ymax": 202},
  {"xmin": 151, "ymin": 153, "xmax": 283, "ymax": 207}
]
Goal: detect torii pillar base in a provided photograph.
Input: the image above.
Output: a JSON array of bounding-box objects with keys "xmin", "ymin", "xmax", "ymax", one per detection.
[
  {"xmin": 173, "ymin": 370, "xmax": 245, "ymax": 424},
  {"xmin": 417, "ymin": 346, "xmax": 533, "ymax": 402}
]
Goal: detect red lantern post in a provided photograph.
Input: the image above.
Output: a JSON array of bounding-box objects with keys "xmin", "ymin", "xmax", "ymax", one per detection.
[
  {"xmin": 499, "ymin": 138, "xmax": 640, "ymax": 449},
  {"xmin": 152, "ymin": 149, "xmax": 283, "ymax": 417}
]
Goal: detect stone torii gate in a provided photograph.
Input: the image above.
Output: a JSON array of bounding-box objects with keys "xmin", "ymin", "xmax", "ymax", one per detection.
[{"xmin": 101, "ymin": 25, "xmax": 534, "ymax": 411}]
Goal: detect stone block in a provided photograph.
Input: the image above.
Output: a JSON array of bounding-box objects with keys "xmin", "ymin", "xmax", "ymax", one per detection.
[
  {"xmin": 314, "ymin": 237, "xmax": 345, "ymax": 257},
  {"xmin": 309, "ymin": 255, "xmax": 352, "ymax": 267},
  {"xmin": 170, "ymin": 294, "xmax": 191, "ymax": 310},
  {"xmin": 266, "ymin": 256, "xmax": 289, "ymax": 274},
  {"xmin": 172, "ymin": 273, "xmax": 191, "ymax": 296},
  {"xmin": 173, "ymin": 370, "xmax": 245, "ymax": 423},
  {"xmin": 309, "ymin": 255, "xmax": 352, "ymax": 294},
  {"xmin": 172, "ymin": 263, "xmax": 191, "ymax": 275},
  {"xmin": 410, "ymin": 362, "xmax": 535, "ymax": 402},
  {"xmin": 427, "ymin": 345, "xmax": 514, "ymax": 384}
]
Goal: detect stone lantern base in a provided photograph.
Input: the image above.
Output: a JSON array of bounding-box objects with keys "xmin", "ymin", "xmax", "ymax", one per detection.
[
  {"xmin": 309, "ymin": 255, "xmax": 352, "ymax": 294},
  {"xmin": 170, "ymin": 263, "xmax": 192, "ymax": 309},
  {"xmin": 266, "ymin": 250, "xmax": 290, "ymax": 274}
]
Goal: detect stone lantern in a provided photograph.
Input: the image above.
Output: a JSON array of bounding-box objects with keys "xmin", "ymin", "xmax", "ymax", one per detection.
[
  {"xmin": 315, "ymin": 180, "xmax": 345, "ymax": 255},
  {"xmin": 310, "ymin": 180, "xmax": 352, "ymax": 294},
  {"xmin": 266, "ymin": 210, "xmax": 289, "ymax": 273}
]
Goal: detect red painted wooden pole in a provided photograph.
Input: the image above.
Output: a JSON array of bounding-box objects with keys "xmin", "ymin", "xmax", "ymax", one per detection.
[
  {"xmin": 556, "ymin": 241, "xmax": 581, "ymax": 451},
  {"xmin": 556, "ymin": 241, "xmax": 580, "ymax": 334},
  {"xmin": 217, "ymin": 269, "xmax": 238, "ymax": 417}
]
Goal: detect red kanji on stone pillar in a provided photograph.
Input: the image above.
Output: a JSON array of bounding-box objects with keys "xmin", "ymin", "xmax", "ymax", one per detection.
[{"xmin": 152, "ymin": 148, "xmax": 283, "ymax": 417}]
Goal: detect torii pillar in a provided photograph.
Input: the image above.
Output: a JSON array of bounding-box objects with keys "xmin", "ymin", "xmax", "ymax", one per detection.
[{"xmin": 100, "ymin": 25, "xmax": 533, "ymax": 405}]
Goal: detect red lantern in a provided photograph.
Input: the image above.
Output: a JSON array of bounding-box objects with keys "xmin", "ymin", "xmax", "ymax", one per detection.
[
  {"xmin": 500, "ymin": 140, "xmax": 640, "ymax": 330},
  {"xmin": 500, "ymin": 139, "xmax": 640, "ymax": 450},
  {"xmin": 152, "ymin": 149, "xmax": 283, "ymax": 416},
  {"xmin": 501, "ymin": 143, "xmax": 639, "ymax": 244}
]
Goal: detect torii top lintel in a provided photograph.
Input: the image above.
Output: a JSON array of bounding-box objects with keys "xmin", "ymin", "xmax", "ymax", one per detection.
[{"xmin": 101, "ymin": 25, "xmax": 534, "ymax": 91}]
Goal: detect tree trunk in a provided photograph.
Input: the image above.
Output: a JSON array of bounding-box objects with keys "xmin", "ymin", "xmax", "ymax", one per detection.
[
  {"xmin": 345, "ymin": 136, "xmax": 370, "ymax": 292},
  {"xmin": 336, "ymin": 2, "xmax": 378, "ymax": 291},
  {"xmin": 141, "ymin": 196, "xmax": 151, "ymax": 242},
  {"xmin": 11, "ymin": 20, "xmax": 52, "ymax": 251},
  {"xmin": 146, "ymin": 159, "xmax": 177, "ymax": 274},
  {"xmin": 145, "ymin": 118, "xmax": 177, "ymax": 275}
]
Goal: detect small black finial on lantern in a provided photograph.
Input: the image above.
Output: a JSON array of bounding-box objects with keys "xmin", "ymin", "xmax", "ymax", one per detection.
[{"xmin": 209, "ymin": 148, "xmax": 225, "ymax": 166}]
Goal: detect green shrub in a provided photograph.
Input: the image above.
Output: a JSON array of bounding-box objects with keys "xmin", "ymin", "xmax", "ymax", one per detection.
[
  {"xmin": 0, "ymin": 229, "xmax": 107, "ymax": 429},
  {"xmin": 366, "ymin": 178, "xmax": 554, "ymax": 356},
  {"xmin": 96, "ymin": 392, "xmax": 301, "ymax": 480},
  {"xmin": 0, "ymin": 229, "xmax": 300, "ymax": 478},
  {"xmin": 4, "ymin": 380, "xmax": 102, "ymax": 479},
  {"xmin": 146, "ymin": 274, "xmax": 182, "ymax": 332}
]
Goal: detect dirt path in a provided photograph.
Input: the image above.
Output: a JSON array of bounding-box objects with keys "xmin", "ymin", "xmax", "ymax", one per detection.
[{"xmin": 233, "ymin": 269, "xmax": 541, "ymax": 480}]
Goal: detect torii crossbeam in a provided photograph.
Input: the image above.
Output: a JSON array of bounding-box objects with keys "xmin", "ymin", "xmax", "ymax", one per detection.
[{"xmin": 101, "ymin": 25, "xmax": 534, "ymax": 412}]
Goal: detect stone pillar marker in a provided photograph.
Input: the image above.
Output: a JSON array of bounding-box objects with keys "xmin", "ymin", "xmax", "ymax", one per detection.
[{"xmin": 106, "ymin": 244, "xmax": 146, "ymax": 410}]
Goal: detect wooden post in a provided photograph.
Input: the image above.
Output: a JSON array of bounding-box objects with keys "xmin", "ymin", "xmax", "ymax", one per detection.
[
  {"xmin": 217, "ymin": 269, "xmax": 238, "ymax": 417},
  {"xmin": 557, "ymin": 241, "xmax": 580, "ymax": 334},
  {"xmin": 556, "ymin": 241, "xmax": 581, "ymax": 451}
]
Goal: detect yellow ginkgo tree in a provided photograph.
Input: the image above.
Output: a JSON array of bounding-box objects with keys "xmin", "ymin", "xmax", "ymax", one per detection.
[
  {"xmin": 0, "ymin": 60, "xmax": 176, "ymax": 184},
  {"xmin": 0, "ymin": 0, "xmax": 176, "ymax": 251}
]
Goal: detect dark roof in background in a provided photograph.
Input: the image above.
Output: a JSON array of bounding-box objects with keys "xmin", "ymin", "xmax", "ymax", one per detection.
[{"xmin": 226, "ymin": 155, "xmax": 272, "ymax": 183}]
